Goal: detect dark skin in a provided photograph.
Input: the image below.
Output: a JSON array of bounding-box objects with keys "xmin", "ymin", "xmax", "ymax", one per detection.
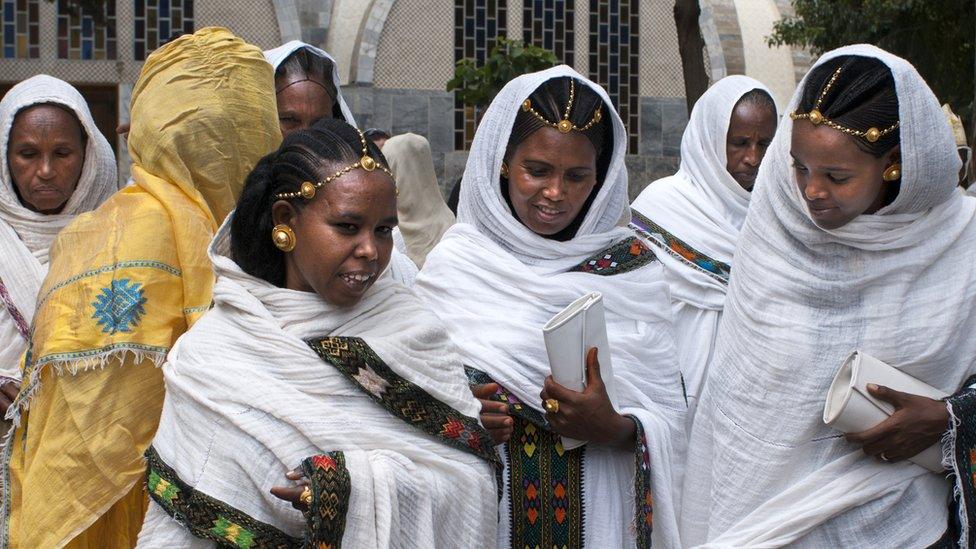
[
  {"xmin": 845, "ymin": 384, "xmax": 950, "ymax": 463},
  {"xmin": 0, "ymin": 383, "xmax": 19, "ymax": 416},
  {"xmin": 268, "ymin": 163, "xmax": 396, "ymax": 509},
  {"xmin": 725, "ymin": 101, "xmax": 776, "ymax": 191},
  {"xmin": 791, "ymin": 121, "xmax": 900, "ymax": 230},
  {"xmin": 7, "ymin": 105, "xmax": 86, "ymax": 214},
  {"xmin": 472, "ymin": 123, "xmax": 633, "ymax": 447},
  {"xmin": 275, "ymin": 79, "xmax": 336, "ymax": 139}
]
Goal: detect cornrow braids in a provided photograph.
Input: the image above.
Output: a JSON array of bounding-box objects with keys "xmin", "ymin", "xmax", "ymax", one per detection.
[
  {"xmin": 797, "ymin": 55, "xmax": 900, "ymax": 157},
  {"xmin": 231, "ymin": 118, "xmax": 389, "ymax": 285},
  {"xmin": 275, "ymin": 47, "xmax": 344, "ymax": 121}
]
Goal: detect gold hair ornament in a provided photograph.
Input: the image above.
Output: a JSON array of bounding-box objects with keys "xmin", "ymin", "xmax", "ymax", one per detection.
[
  {"xmin": 790, "ymin": 66, "xmax": 900, "ymax": 143},
  {"xmin": 275, "ymin": 128, "xmax": 395, "ymax": 201},
  {"xmin": 520, "ymin": 78, "xmax": 603, "ymax": 134}
]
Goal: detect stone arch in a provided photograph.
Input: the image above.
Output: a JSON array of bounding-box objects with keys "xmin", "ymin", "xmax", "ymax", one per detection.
[{"xmin": 352, "ymin": 0, "xmax": 396, "ymax": 84}]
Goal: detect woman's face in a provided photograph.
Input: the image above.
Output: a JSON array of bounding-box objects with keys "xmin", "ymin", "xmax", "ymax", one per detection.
[
  {"xmin": 273, "ymin": 169, "xmax": 397, "ymax": 307},
  {"xmin": 275, "ymin": 79, "xmax": 336, "ymax": 138},
  {"xmin": 791, "ymin": 121, "xmax": 898, "ymax": 230},
  {"xmin": 726, "ymin": 100, "xmax": 777, "ymax": 191},
  {"xmin": 7, "ymin": 104, "xmax": 86, "ymax": 214},
  {"xmin": 506, "ymin": 126, "xmax": 598, "ymax": 236}
]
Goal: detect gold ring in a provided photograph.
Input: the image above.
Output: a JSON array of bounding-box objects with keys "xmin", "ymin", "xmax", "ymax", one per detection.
[
  {"xmin": 299, "ymin": 486, "xmax": 312, "ymax": 506},
  {"xmin": 543, "ymin": 398, "xmax": 559, "ymax": 414}
]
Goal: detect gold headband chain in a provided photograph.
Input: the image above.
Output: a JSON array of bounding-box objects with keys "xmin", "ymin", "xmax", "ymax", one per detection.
[
  {"xmin": 275, "ymin": 128, "xmax": 395, "ymax": 201},
  {"xmin": 521, "ymin": 78, "xmax": 603, "ymax": 134},
  {"xmin": 790, "ymin": 66, "xmax": 899, "ymax": 143}
]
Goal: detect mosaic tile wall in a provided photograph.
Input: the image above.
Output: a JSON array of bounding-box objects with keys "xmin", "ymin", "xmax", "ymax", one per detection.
[
  {"xmin": 133, "ymin": 0, "xmax": 194, "ymax": 61},
  {"xmin": 589, "ymin": 0, "xmax": 639, "ymax": 153},
  {"xmin": 453, "ymin": 0, "xmax": 507, "ymax": 150},
  {"xmin": 57, "ymin": 0, "xmax": 117, "ymax": 60},
  {"xmin": 522, "ymin": 0, "xmax": 573, "ymax": 66},
  {"xmin": 1, "ymin": 0, "xmax": 38, "ymax": 59}
]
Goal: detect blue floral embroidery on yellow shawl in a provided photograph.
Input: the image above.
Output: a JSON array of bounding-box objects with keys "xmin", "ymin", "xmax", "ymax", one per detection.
[{"xmin": 91, "ymin": 278, "xmax": 147, "ymax": 334}]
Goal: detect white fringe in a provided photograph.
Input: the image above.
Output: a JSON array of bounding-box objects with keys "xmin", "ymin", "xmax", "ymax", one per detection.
[
  {"xmin": 944, "ymin": 399, "xmax": 968, "ymax": 548},
  {"xmin": 4, "ymin": 347, "xmax": 166, "ymax": 430}
]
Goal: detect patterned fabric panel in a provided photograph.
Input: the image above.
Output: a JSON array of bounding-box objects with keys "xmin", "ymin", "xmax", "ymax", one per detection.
[
  {"xmin": 144, "ymin": 445, "xmax": 301, "ymax": 549},
  {"xmin": 632, "ymin": 418, "xmax": 654, "ymax": 549},
  {"xmin": 629, "ymin": 210, "xmax": 731, "ymax": 284},
  {"xmin": 465, "ymin": 366, "xmax": 547, "ymax": 427},
  {"xmin": 306, "ymin": 337, "xmax": 499, "ymax": 466},
  {"xmin": 568, "ymin": 236, "xmax": 656, "ymax": 276},
  {"xmin": 300, "ymin": 452, "xmax": 351, "ymax": 549},
  {"xmin": 507, "ymin": 414, "xmax": 585, "ymax": 549},
  {"xmin": 0, "ymin": 276, "xmax": 29, "ymax": 340},
  {"xmin": 946, "ymin": 375, "xmax": 976, "ymax": 546}
]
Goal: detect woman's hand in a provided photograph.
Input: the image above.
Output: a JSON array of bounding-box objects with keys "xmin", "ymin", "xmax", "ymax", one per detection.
[
  {"xmin": 270, "ymin": 469, "xmax": 310, "ymax": 512},
  {"xmin": 472, "ymin": 383, "xmax": 512, "ymax": 444},
  {"xmin": 845, "ymin": 383, "xmax": 950, "ymax": 463},
  {"xmin": 0, "ymin": 380, "xmax": 20, "ymax": 416},
  {"xmin": 541, "ymin": 347, "xmax": 635, "ymax": 449}
]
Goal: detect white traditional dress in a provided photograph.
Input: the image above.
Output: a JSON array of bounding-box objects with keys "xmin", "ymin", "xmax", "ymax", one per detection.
[
  {"xmin": 681, "ymin": 44, "xmax": 976, "ymax": 548},
  {"xmin": 0, "ymin": 75, "xmax": 118, "ymax": 387},
  {"xmin": 630, "ymin": 76, "xmax": 774, "ymax": 419},
  {"xmin": 137, "ymin": 216, "xmax": 499, "ymax": 548},
  {"xmin": 415, "ymin": 65, "xmax": 686, "ymax": 549}
]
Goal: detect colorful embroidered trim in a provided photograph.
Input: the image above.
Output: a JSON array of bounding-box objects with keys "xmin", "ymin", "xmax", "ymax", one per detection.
[
  {"xmin": 306, "ymin": 337, "xmax": 500, "ymax": 466},
  {"xmin": 0, "ymin": 276, "xmax": 29, "ymax": 340},
  {"xmin": 145, "ymin": 445, "xmax": 301, "ymax": 549},
  {"xmin": 300, "ymin": 452, "xmax": 351, "ymax": 549},
  {"xmin": 508, "ymin": 414, "xmax": 585, "ymax": 548},
  {"xmin": 35, "ymin": 259, "xmax": 181, "ymax": 310},
  {"xmin": 632, "ymin": 417, "xmax": 654, "ymax": 548},
  {"xmin": 465, "ymin": 368, "xmax": 585, "ymax": 548},
  {"xmin": 629, "ymin": 209, "xmax": 731, "ymax": 284},
  {"xmin": 569, "ymin": 236, "xmax": 656, "ymax": 276},
  {"xmin": 945, "ymin": 375, "xmax": 976, "ymax": 545}
]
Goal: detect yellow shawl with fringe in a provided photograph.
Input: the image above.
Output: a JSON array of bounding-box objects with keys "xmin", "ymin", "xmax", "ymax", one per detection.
[{"xmin": 0, "ymin": 27, "xmax": 280, "ymax": 548}]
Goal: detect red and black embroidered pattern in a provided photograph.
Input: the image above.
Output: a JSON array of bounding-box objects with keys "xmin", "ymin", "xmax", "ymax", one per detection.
[
  {"xmin": 0, "ymin": 276, "xmax": 28, "ymax": 340},
  {"xmin": 306, "ymin": 337, "xmax": 499, "ymax": 466},
  {"xmin": 145, "ymin": 445, "xmax": 301, "ymax": 548},
  {"xmin": 629, "ymin": 209, "xmax": 731, "ymax": 283},
  {"xmin": 633, "ymin": 418, "xmax": 654, "ymax": 548},
  {"xmin": 300, "ymin": 452, "xmax": 351, "ymax": 549},
  {"xmin": 569, "ymin": 236, "xmax": 656, "ymax": 276}
]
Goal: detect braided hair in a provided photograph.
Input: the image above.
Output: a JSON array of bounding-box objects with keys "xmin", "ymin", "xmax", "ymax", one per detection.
[
  {"xmin": 274, "ymin": 47, "xmax": 344, "ymax": 121},
  {"xmin": 798, "ymin": 55, "xmax": 899, "ymax": 157},
  {"xmin": 231, "ymin": 118, "xmax": 389, "ymax": 286}
]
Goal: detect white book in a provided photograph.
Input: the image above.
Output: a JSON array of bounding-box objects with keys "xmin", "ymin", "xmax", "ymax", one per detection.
[{"xmin": 542, "ymin": 292, "xmax": 619, "ymax": 450}]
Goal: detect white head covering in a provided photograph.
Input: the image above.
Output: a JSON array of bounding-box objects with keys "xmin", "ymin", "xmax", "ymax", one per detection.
[
  {"xmin": 0, "ymin": 75, "xmax": 117, "ymax": 381},
  {"xmin": 631, "ymin": 76, "xmax": 775, "ymax": 306},
  {"xmin": 681, "ymin": 45, "xmax": 974, "ymax": 547},
  {"xmin": 416, "ymin": 66, "xmax": 686, "ymax": 547},
  {"xmin": 263, "ymin": 41, "xmax": 357, "ymax": 126},
  {"xmin": 456, "ymin": 65, "xmax": 632, "ymax": 271}
]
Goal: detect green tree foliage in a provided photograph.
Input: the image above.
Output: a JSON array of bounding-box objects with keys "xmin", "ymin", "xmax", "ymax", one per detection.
[
  {"xmin": 769, "ymin": 0, "xmax": 975, "ymax": 124},
  {"xmin": 447, "ymin": 37, "xmax": 558, "ymax": 107}
]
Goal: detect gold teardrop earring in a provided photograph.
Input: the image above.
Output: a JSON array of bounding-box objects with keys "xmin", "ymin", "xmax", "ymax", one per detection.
[
  {"xmin": 882, "ymin": 163, "xmax": 901, "ymax": 182},
  {"xmin": 500, "ymin": 162, "xmax": 510, "ymax": 179},
  {"xmin": 271, "ymin": 224, "xmax": 296, "ymax": 252}
]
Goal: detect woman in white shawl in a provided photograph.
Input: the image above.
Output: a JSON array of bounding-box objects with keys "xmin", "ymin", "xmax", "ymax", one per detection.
[
  {"xmin": 630, "ymin": 77, "xmax": 776, "ymax": 416},
  {"xmin": 415, "ymin": 66, "xmax": 686, "ymax": 548},
  {"xmin": 682, "ymin": 45, "xmax": 976, "ymax": 547},
  {"xmin": 264, "ymin": 40, "xmax": 419, "ymax": 286},
  {"xmin": 0, "ymin": 75, "xmax": 117, "ymax": 412},
  {"xmin": 137, "ymin": 118, "xmax": 498, "ymax": 547}
]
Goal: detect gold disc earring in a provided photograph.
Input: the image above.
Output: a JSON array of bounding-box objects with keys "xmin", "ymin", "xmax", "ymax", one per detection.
[
  {"xmin": 500, "ymin": 162, "xmax": 510, "ymax": 179},
  {"xmin": 271, "ymin": 224, "xmax": 296, "ymax": 252},
  {"xmin": 883, "ymin": 163, "xmax": 901, "ymax": 182}
]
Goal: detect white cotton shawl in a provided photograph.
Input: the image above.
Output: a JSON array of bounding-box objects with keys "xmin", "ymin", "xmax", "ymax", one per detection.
[
  {"xmin": 415, "ymin": 65, "xmax": 687, "ymax": 548},
  {"xmin": 0, "ymin": 75, "xmax": 117, "ymax": 381},
  {"xmin": 139, "ymin": 215, "xmax": 497, "ymax": 548},
  {"xmin": 631, "ymin": 75, "xmax": 774, "ymax": 311},
  {"xmin": 681, "ymin": 45, "xmax": 976, "ymax": 548},
  {"xmin": 263, "ymin": 41, "xmax": 356, "ymax": 125}
]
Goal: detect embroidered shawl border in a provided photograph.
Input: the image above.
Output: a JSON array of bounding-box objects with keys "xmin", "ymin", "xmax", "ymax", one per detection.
[
  {"xmin": 0, "ymin": 276, "xmax": 28, "ymax": 340},
  {"xmin": 300, "ymin": 452, "xmax": 351, "ymax": 548},
  {"xmin": 945, "ymin": 375, "xmax": 976, "ymax": 547},
  {"xmin": 629, "ymin": 210, "xmax": 731, "ymax": 284},
  {"xmin": 305, "ymin": 336, "xmax": 500, "ymax": 467},
  {"xmin": 568, "ymin": 236, "xmax": 657, "ymax": 276},
  {"xmin": 145, "ymin": 445, "xmax": 302, "ymax": 549}
]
